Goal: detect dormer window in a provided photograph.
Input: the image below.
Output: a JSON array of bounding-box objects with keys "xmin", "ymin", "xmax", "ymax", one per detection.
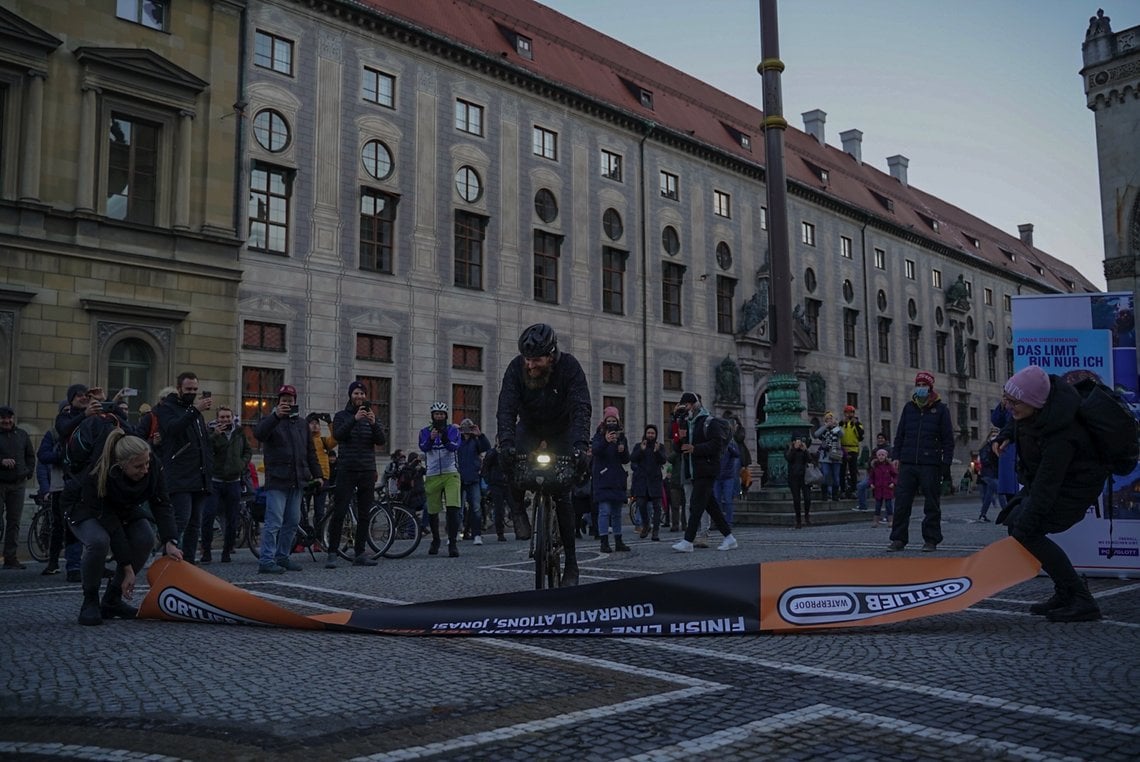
[
  {"xmin": 964, "ymin": 233, "xmax": 980, "ymax": 249},
  {"xmin": 639, "ymin": 88, "xmax": 653, "ymax": 109},
  {"xmin": 803, "ymin": 159, "xmax": 829, "ymax": 185},
  {"xmin": 516, "ymin": 34, "xmax": 533, "ymax": 60},
  {"xmin": 1032, "ymin": 264, "xmax": 1044, "ymax": 275},
  {"xmin": 869, "ymin": 189, "xmax": 894, "ymax": 213},
  {"xmin": 740, "ymin": 134, "xmax": 751, "ymax": 150},
  {"xmin": 1000, "ymin": 248, "xmax": 1016, "ymax": 263},
  {"xmin": 620, "ymin": 77, "xmax": 655, "ymax": 111},
  {"xmin": 721, "ymin": 122, "xmax": 752, "ymax": 151},
  {"xmin": 916, "ymin": 211, "xmax": 940, "ymax": 233}
]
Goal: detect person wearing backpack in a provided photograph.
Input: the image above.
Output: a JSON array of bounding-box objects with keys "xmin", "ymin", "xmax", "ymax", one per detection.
[
  {"xmin": 994, "ymin": 364, "xmax": 1109, "ymax": 622},
  {"xmin": 671, "ymin": 392, "xmax": 738, "ymax": 553}
]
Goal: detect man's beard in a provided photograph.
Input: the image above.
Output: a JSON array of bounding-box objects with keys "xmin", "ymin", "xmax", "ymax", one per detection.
[{"xmin": 523, "ymin": 364, "xmax": 553, "ymax": 390}]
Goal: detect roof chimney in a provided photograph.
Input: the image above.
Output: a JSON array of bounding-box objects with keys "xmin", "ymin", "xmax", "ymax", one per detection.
[
  {"xmin": 802, "ymin": 109, "xmax": 826, "ymax": 144},
  {"xmin": 1018, "ymin": 223, "xmax": 1034, "ymax": 247},
  {"xmin": 887, "ymin": 154, "xmax": 909, "ymax": 187},
  {"xmin": 839, "ymin": 129, "xmax": 863, "ymax": 164}
]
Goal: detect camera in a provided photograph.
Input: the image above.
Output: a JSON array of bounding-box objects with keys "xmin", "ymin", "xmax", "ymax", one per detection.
[
  {"xmin": 671, "ymin": 408, "xmax": 687, "ymax": 421},
  {"xmin": 288, "ymin": 404, "xmax": 299, "ymax": 418},
  {"xmin": 320, "ymin": 412, "xmax": 333, "ymax": 423},
  {"xmin": 605, "ymin": 422, "xmax": 621, "ymax": 433},
  {"xmin": 99, "ymin": 401, "xmax": 116, "ymax": 412},
  {"xmin": 201, "ymin": 391, "xmax": 212, "ymax": 399}
]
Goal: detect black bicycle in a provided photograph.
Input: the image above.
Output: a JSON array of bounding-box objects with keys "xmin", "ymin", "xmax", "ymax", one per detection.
[{"xmin": 513, "ymin": 450, "xmax": 577, "ymax": 590}]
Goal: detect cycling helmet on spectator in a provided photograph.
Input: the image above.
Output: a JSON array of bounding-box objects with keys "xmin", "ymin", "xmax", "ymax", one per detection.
[
  {"xmin": 430, "ymin": 401, "xmax": 449, "ymax": 414},
  {"xmin": 518, "ymin": 323, "xmax": 558, "ymax": 358}
]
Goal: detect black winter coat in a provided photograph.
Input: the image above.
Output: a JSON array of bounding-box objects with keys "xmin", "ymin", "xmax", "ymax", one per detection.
[
  {"xmin": 154, "ymin": 393, "xmax": 213, "ymax": 494},
  {"xmin": 211, "ymin": 428, "xmax": 251, "ymax": 482},
  {"xmin": 629, "ymin": 441, "xmax": 666, "ymax": 497},
  {"xmin": 684, "ymin": 410, "xmax": 727, "ymax": 480},
  {"xmin": 1005, "ymin": 374, "xmax": 1109, "ymax": 534},
  {"xmin": 332, "ymin": 403, "xmax": 386, "ymax": 473},
  {"xmin": 0, "ymin": 426, "xmax": 35, "ymax": 484},
  {"xmin": 785, "ymin": 445, "xmax": 812, "ymax": 481},
  {"xmin": 253, "ymin": 413, "xmax": 321, "ymax": 490},
  {"xmin": 496, "ymin": 352, "xmax": 592, "ymax": 449},
  {"xmin": 891, "ymin": 394, "xmax": 954, "ymax": 467}
]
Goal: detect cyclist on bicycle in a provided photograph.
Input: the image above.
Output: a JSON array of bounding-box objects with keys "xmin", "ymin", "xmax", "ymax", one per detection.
[{"xmin": 496, "ymin": 323, "xmax": 592, "ymax": 587}]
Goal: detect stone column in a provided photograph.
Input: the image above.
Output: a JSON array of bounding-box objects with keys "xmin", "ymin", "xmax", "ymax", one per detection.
[
  {"xmin": 75, "ymin": 86, "xmax": 99, "ymax": 212},
  {"xmin": 18, "ymin": 70, "xmax": 46, "ymax": 203},
  {"xmin": 173, "ymin": 110, "xmax": 193, "ymax": 229}
]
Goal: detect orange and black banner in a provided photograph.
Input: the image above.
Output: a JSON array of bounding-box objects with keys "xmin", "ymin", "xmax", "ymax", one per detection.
[{"xmin": 139, "ymin": 537, "xmax": 1041, "ymax": 635}]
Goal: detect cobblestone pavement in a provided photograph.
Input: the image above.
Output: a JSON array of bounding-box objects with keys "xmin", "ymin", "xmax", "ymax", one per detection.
[{"xmin": 1, "ymin": 496, "xmax": 1137, "ymax": 761}]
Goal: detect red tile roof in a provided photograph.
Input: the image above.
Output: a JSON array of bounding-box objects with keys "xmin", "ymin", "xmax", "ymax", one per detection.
[{"xmin": 346, "ymin": 0, "xmax": 1096, "ymax": 293}]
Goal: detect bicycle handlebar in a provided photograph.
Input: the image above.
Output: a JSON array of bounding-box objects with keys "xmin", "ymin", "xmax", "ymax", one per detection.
[{"xmin": 512, "ymin": 451, "xmax": 578, "ymax": 492}]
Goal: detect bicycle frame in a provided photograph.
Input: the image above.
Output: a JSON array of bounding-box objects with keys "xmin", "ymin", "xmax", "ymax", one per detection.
[{"xmin": 514, "ymin": 451, "xmax": 576, "ymax": 590}]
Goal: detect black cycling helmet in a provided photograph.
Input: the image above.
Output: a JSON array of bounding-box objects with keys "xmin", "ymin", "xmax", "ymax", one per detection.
[{"xmin": 518, "ymin": 323, "xmax": 558, "ymax": 358}]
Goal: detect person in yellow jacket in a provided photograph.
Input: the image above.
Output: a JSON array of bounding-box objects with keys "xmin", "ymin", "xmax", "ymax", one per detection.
[
  {"xmin": 838, "ymin": 405, "xmax": 865, "ymax": 499},
  {"xmin": 305, "ymin": 412, "xmax": 336, "ymax": 530}
]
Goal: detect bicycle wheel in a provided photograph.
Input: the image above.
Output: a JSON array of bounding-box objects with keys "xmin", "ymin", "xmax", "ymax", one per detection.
[
  {"xmin": 322, "ymin": 503, "xmax": 359, "ymax": 561},
  {"xmin": 533, "ymin": 494, "xmax": 562, "ymax": 590},
  {"xmin": 365, "ymin": 506, "xmax": 395, "ymax": 558},
  {"xmin": 27, "ymin": 506, "xmax": 52, "ymax": 563},
  {"xmin": 379, "ymin": 502, "xmax": 421, "ymax": 559},
  {"xmin": 246, "ymin": 516, "xmax": 262, "ymax": 559}
]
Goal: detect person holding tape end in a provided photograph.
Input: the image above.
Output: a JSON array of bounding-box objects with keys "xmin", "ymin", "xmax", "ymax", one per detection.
[{"xmin": 993, "ymin": 364, "xmax": 1108, "ymax": 622}]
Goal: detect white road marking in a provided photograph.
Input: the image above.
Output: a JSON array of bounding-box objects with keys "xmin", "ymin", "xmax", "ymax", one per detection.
[
  {"xmin": 0, "ymin": 742, "xmax": 186, "ymax": 761},
  {"xmin": 612, "ymin": 703, "xmax": 1084, "ymax": 762}
]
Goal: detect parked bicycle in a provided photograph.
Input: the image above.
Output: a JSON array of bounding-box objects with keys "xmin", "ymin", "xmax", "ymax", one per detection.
[
  {"xmin": 514, "ymin": 449, "xmax": 577, "ymax": 590},
  {"xmin": 371, "ymin": 487, "xmax": 421, "ymax": 560}
]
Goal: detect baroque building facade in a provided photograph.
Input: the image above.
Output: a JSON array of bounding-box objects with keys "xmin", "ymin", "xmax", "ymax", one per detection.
[
  {"xmin": 233, "ymin": 0, "xmax": 1095, "ymax": 463},
  {"xmin": 0, "ymin": 0, "xmax": 245, "ymax": 435},
  {"xmin": 1082, "ymin": 8, "xmax": 1140, "ymax": 298}
]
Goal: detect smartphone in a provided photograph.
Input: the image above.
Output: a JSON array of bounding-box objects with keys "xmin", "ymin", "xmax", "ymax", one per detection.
[
  {"xmin": 201, "ymin": 391, "xmax": 213, "ymax": 399},
  {"xmin": 288, "ymin": 404, "xmax": 300, "ymax": 418},
  {"xmin": 121, "ymin": 388, "xmax": 138, "ymax": 397},
  {"xmin": 99, "ymin": 401, "xmax": 116, "ymax": 412}
]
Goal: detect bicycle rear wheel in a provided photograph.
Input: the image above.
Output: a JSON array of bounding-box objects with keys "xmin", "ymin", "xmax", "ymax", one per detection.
[
  {"xmin": 246, "ymin": 516, "xmax": 262, "ymax": 559},
  {"xmin": 322, "ymin": 504, "xmax": 360, "ymax": 561},
  {"xmin": 379, "ymin": 502, "xmax": 421, "ymax": 559},
  {"xmin": 365, "ymin": 506, "xmax": 395, "ymax": 558},
  {"xmin": 533, "ymin": 494, "xmax": 562, "ymax": 590},
  {"xmin": 27, "ymin": 506, "xmax": 52, "ymax": 563}
]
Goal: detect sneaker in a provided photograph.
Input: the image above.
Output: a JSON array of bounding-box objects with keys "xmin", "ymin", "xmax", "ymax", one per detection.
[
  {"xmin": 258, "ymin": 563, "xmax": 286, "ymax": 574},
  {"xmin": 42, "ymin": 564, "xmax": 60, "ymax": 576},
  {"xmin": 66, "ymin": 570, "xmax": 81, "ymax": 583},
  {"xmin": 671, "ymin": 539, "xmax": 694, "ymax": 553},
  {"xmin": 277, "ymin": 557, "xmax": 303, "ymax": 571},
  {"xmin": 352, "ymin": 554, "xmax": 379, "ymax": 567},
  {"xmin": 497, "ymin": 534, "xmax": 507, "ymax": 542},
  {"xmin": 3, "ymin": 561, "xmax": 26, "ymax": 570},
  {"xmin": 200, "ymin": 551, "xmax": 212, "ymax": 564},
  {"xmin": 921, "ymin": 543, "xmax": 937, "ymax": 553},
  {"xmin": 717, "ymin": 535, "xmax": 738, "ymax": 551},
  {"xmin": 977, "ymin": 515, "xmax": 990, "ymax": 523},
  {"xmin": 448, "ymin": 543, "xmax": 459, "ymax": 558},
  {"xmin": 886, "ymin": 541, "xmax": 906, "ymax": 552},
  {"xmin": 221, "ymin": 552, "xmax": 232, "ymax": 563},
  {"xmin": 473, "ymin": 535, "xmax": 483, "ymax": 546}
]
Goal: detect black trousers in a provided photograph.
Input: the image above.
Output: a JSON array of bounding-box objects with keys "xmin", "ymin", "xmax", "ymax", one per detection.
[
  {"xmin": 684, "ymin": 477, "xmax": 731, "ymax": 542},
  {"xmin": 330, "ymin": 470, "xmax": 376, "ymax": 555}
]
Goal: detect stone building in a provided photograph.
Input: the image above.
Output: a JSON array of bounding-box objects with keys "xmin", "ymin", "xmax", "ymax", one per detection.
[
  {"xmin": 0, "ymin": 0, "xmax": 244, "ymax": 433},
  {"xmin": 233, "ymin": 0, "xmax": 1096, "ymax": 464},
  {"xmin": 1081, "ymin": 8, "xmax": 1140, "ymax": 298}
]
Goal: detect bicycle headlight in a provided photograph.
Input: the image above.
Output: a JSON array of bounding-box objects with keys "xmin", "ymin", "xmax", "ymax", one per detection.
[{"xmin": 535, "ymin": 453, "xmax": 552, "ymax": 467}]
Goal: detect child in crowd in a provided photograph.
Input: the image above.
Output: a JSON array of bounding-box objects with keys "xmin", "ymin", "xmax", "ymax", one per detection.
[{"xmin": 868, "ymin": 448, "xmax": 897, "ymax": 528}]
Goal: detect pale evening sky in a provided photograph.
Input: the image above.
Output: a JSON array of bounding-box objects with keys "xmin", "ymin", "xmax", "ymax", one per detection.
[{"xmin": 539, "ymin": 0, "xmax": 1123, "ymax": 290}]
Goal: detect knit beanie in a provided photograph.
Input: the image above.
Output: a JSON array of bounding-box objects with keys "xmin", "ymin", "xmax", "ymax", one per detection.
[
  {"xmin": 1004, "ymin": 365, "xmax": 1050, "ymax": 409},
  {"xmin": 347, "ymin": 380, "xmax": 367, "ymax": 397},
  {"xmin": 602, "ymin": 406, "xmax": 621, "ymax": 423},
  {"xmin": 914, "ymin": 371, "xmax": 935, "ymax": 388},
  {"xmin": 66, "ymin": 383, "xmax": 89, "ymax": 404}
]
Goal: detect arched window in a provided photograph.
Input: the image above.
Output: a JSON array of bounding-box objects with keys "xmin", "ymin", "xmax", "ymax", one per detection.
[{"xmin": 108, "ymin": 338, "xmax": 155, "ymax": 418}]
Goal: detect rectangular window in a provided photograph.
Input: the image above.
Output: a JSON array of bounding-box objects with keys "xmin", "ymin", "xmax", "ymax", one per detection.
[
  {"xmin": 1006, "ymin": 348, "xmax": 1015, "ymax": 379},
  {"xmin": 1003, "ymin": 293, "xmax": 1012, "ymax": 311},
  {"xmin": 533, "ymin": 230, "xmax": 561, "ymax": 303},
  {"xmin": 846, "ymin": 393, "xmax": 859, "ymax": 410},
  {"xmin": 760, "ymin": 206, "xmax": 768, "ymax": 230},
  {"xmin": 248, "ymin": 163, "xmax": 292, "ymax": 255},
  {"xmin": 452, "ymin": 344, "xmax": 483, "ymax": 371},
  {"xmin": 905, "ymin": 259, "xmax": 916, "ymax": 280},
  {"xmin": 356, "ymin": 375, "xmax": 392, "ymax": 433},
  {"xmin": 931, "ymin": 269, "xmax": 942, "ymax": 289},
  {"xmin": 936, "ymin": 331, "xmax": 948, "ymax": 374},
  {"xmin": 533, "ymin": 126, "xmax": 557, "ymax": 160},
  {"xmin": 663, "ymin": 369, "xmax": 682, "ymax": 391},
  {"xmin": 968, "ymin": 340, "xmax": 978, "ymax": 379},
  {"xmin": 714, "ymin": 190, "xmax": 731, "ymax": 218},
  {"xmin": 452, "ymin": 384, "xmax": 482, "ymax": 426},
  {"xmin": 455, "ymin": 99, "xmax": 483, "ymax": 136},
  {"xmin": 116, "ymin": 0, "xmax": 168, "ymax": 30},
  {"xmin": 602, "ymin": 247, "xmax": 626, "ymax": 315},
  {"xmin": 908, "ymin": 325, "xmax": 921, "ymax": 368},
  {"xmin": 363, "ymin": 67, "xmax": 395, "ymax": 108},
  {"xmin": 660, "ymin": 171, "xmax": 678, "ymax": 200},
  {"xmin": 805, "ymin": 299, "xmax": 821, "ymax": 347},
  {"xmin": 254, "ymin": 30, "xmax": 293, "ymax": 75},
  {"xmin": 984, "ymin": 287, "xmax": 994, "ymax": 306},
  {"xmin": 880, "ymin": 396, "xmax": 891, "ymax": 412},
  {"xmin": 881, "ymin": 420, "xmax": 892, "ymax": 441},
  {"xmin": 242, "ymin": 321, "xmax": 286, "ymax": 352},
  {"xmin": 874, "ymin": 247, "xmax": 886, "ymax": 270},
  {"xmin": 602, "ymin": 361, "xmax": 625, "ymax": 385},
  {"xmin": 801, "ymin": 221, "xmax": 816, "ymax": 246},
  {"xmin": 241, "ymin": 366, "xmax": 285, "ymax": 434},
  {"xmin": 987, "ymin": 344, "xmax": 998, "ymax": 382},
  {"xmin": 877, "ymin": 318, "xmax": 891, "ymax": 363},
  {"xmin": 454, "ymin": 211, "xmax": 486, "ymax": 289},
  {"xmin": 107, "ymin": 114, "xmax": 159, "ymax": 225},
  {"xmin": 356, "ymin": 333, "xmax": 392, "ymax": 362},
  {"xmin": 601, "ymin": 149, "xmax": 623, "ymax": 182},
  {"xmin": 515, "ymin": 34, "xmax": 533, "ymax": 59},
  {"xmin": 662, "ymin": 262, "xmax": 684, "ymax": 326},
  {"xmin": 360, "ymin": 188, "xmax": 397, "ymax": 273},
  {"xmin": 843, "ymin": 309, "xmax": 858, "ymax": 358},
  {"xmin": 716, "ymin": 276, "xmax": 736, "ymax": 334},
  {"xmin": 841, "ymin": 236, "xmax": 853, "ymax": 259}
]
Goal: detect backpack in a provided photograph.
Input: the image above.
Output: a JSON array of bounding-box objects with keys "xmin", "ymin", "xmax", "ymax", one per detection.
[
  {"xmin": 65, "ymin": 414, "xmax": 121, "ymax": 474},
  {"xmin": 397, "ymin": 465, "xmax": 414, "ymax": 492},
  {"xmin": 1072, "ymin": 377, "xmax": 1140, "ymax": 477}
]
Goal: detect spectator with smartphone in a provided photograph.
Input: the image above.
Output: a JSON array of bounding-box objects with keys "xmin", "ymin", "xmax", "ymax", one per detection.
[
  {"xmin": 153, "ymin": 372, "xmax": 214, "ymax": 564},
  {"xmin": 327, "ymin": 381, "xmax": 386, "ymax": 568},
  {"xmin": 202, "ymin": 406, "xmax": 251, "ymax": 563},
  {"xmin": 306, "ymin": 412, "xmax": 337, "ymax": 530},
  {"xmin": 0, "ymin": 405, "xmax": 35, "ymax": 569}
]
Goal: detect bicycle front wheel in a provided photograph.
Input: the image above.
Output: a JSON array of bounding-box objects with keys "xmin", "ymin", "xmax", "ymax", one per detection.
[
  {"xmin": 323, "ymin": 505, "xmax": 359, "ymax": 561},
  {"xmin": 533, "ymin": 494, "xmax": 562, "ymax": 590},
  {"xmin": 27, "ymin": 506, "xmax": 52, "ymax": 563},
  {"xmin": 379, "ymin": 503, "xmax": 421, "ymax": 559},
  {"xmin": 365, "ymin": 507, "xmax": 395, "ymax": 558}
]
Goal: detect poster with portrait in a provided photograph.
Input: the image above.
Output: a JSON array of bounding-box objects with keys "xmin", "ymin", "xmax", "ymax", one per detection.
[{"xmin": 1011, "ymin": 292, "xmax": 1139, "ymax": 577}]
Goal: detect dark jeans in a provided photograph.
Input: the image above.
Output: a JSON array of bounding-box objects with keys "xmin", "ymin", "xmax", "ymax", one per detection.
[
  {"xmin": 839, "ymin": 450, "xmax": 860, "ymax": 494},
  {"xmin": 461, "ymin": 481, "xmax": 482, "ymax": 537},
  {"xmin": 978, "ymin": 478, "xmax": 1005, "ymax": 519},
  {"xmin": 684, "ymin": 477, "xmax": 731, "ymax": 542},
  {"xmin": 636, "ymin": 495, "xmax": 662, "ymax": 527},
  {"xmin": 171, "ymin": 491, "xmax": 209, "ymax": 563},
  {"xmin": 2, "ymin": 484, "xmax": 25, "ymax": 562},
  {"xmin": 46, "ymin": 491, "xmax": 71, "ymax": 565},
  {"xmin": 787, "ymin": 475, "xmax": 811, "ymax": 521},
  {"xmin": 70, "ymin": 516, "xmax": 154, "ymax": 596},
  {"xmin": 1006, "ymin": 499, "xmax": 1084, "ymax": 594},
  {"xmin": 330, "ymin": 470, "xmax": 376, "ymax": 556},
  {"xmin": 203, "ymin": 480, "xmax": 242, "ymax": 553},
  {"xmin": 486, "ymin": 486, "xmax": 511, "ymax": 535},
  {"xmin": 889, "ymin": 463, "xmax": 943, "ymax": 546}
]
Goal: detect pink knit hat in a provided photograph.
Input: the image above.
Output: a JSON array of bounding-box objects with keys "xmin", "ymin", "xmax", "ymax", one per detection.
[
  {"xmin": 602, "ymin": 406, "xmax": 621, "ymax": 422},
  {"xmin": 1004, "ymin": 365, "xmax": 1050, "ymax": 409}
]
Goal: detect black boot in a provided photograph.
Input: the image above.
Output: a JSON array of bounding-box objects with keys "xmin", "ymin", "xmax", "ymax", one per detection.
[
  {"xmin": 78, "ymin": 592, "xmax": 103, "ymax": 626},
  {"xmin": 561, "ymin": 556, "xmax": 579, "ymax": 587},
  {"xmin": 100, "ymin": 584, "xmax": 138, "ymax": 620},
  {"xmin": 1028, "ymin": 586, "xmax": 1070, "ymax": 615},
  {"xmin": 651, "ymin": 524, "xmax": 660, "ymax": 541},
  {"xmin": 600, "ymin": 536, "xmax": 612, "ymax": 553},
  {"xmin": 1046, "ymin": 580, "xmax": 1101, "ymax": 622},
  {"xmin": 614, "ymin": 536, "xmax": 631, "ymax": 552},
  {"xmin": 513, "ymin": 507, "xmax": 532, "ymax": 541},
  {"xmin": 427, "ymin": 514, "xmax": 441, "ymax": 555},
  {"xmin": 446, "ymin": 507, "xmax": 460, "ymax": 557}
]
